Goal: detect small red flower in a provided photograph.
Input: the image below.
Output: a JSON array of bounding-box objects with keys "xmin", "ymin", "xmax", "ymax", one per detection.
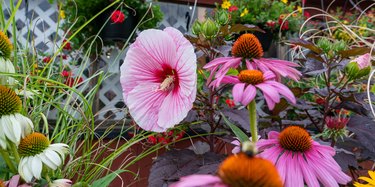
[
  {"xmin": 315, "ymin": 98, "xmax": 325, "ymax": 105},
  {"xmin": 228, "ymin": 5, "xmax": 238, "ymax": 12},
  {"xmin": 158, "ymin": 137, "xmax": 171, "ymax": 145},
  {"xmin": 281, "ymin": 20, "xmax": 289, "ymax": 30},
  {"xmin": 64, "ymin": 77, "xmax": 83, "ymax": 87},
  {"xmin": 111, "ymin": 10, "xmax": 126, "ymax": 24},
  {"xmin": 266, "ymin": 20, "xmax": 276, "ymax": 28},
  {"xmin": 61, "ymin": 70, "xmax": 71, "ymax": 77},
  {"xmin": 304, "ymin": 11, "xmax": 311, "ymax": 18},
  {"xmin": 63, "ymin": 39, "xmax": 72, "ymax": 50},
  {"xmin": 148, "ymin": 135, "xmax": 157, "ymax": 144},
  {"xmin": 225, "ymin": 99, "xmax": 235, "ymax": 108},
  {"xmin": 43, "ymin": 56, "xmax": 51, "ymax": 63}
]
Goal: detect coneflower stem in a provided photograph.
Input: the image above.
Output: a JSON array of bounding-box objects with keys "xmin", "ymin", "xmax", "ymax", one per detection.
[
  {"xmin": 0, "ymin": 148, "xmax": 17, "ymax": 173},
  {"xmin": 10, "ymin": 143, "xmax": 20, "ymax": 163},
  {"xmin": 247, "ymin": 100, "xmax": 258, "ymax": 143}
]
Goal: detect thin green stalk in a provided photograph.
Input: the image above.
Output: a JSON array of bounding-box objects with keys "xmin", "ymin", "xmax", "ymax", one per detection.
[
  {"xmin": 10, "ymin": 143, "xmax": 20, "ymax": 163},
  {"xmin": 0, "ymin": 148, "xmax": 17, "ymax": 173},
  {"xmin": 247, "ymin": 100, "xmax": 258, "ymax": 143}
]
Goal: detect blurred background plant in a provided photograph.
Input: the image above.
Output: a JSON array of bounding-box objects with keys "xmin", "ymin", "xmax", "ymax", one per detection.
[
  {"xmin": 216, "ymin": 0, "xmax": 306, "ymax": 39},
  {"xmin": 61, "ymin": 0, "xmax": 163, "ymax": 51}
]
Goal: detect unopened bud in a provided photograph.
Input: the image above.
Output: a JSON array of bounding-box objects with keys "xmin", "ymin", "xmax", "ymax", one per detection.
[
  {"xmin": 191, "ymin": 20, "xmax": 202, "ymax": 36},
  {"xmin": 216, "ymin": 10, "xmax": 229, "ymax": 25},
  {"xmin": 201, "ymin": 18, "xmax": 219, "ymax": 39}
]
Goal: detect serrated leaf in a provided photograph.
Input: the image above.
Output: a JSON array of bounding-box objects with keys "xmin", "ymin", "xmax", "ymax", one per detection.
[
  {"xmin": 289, "ymin": 38, "xmax": 322, "ymax": 54},
  {"xmin": 91, "ymin": 169, "xmax": 125, "ymax": 187},
  {"xmin": 221, "ymin": 112, "xmax": 249, "ymax": 143}
]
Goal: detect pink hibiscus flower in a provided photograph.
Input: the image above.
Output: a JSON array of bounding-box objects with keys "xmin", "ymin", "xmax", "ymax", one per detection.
[
  {"xmin": 214, "ymin": 67, "xmax": 295, "ymax": 109},
  {"xmin": 257, "ymin": 126, "xmax": 352, "ymax": 187},
  {"xmin": 204, "ymin": 33, "xmax": 301, "ymax": 87},
  {"xmin": 120, "ymin": 27, "xmax": 197, "ymax": 132}
]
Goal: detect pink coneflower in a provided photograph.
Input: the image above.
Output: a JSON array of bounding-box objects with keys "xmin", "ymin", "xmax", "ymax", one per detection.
[
  {"xmin": 214, "ymin": 68, "xmax": 295, "ymax": 109},
  {"xmin": 257, "ymin": 126, "xmax": 352, "ymax": 187},
  {"xmin": 120, "ymin": 27, "xmax": 196, "ymax": 132},
  {"xmin": 204, "ymin": 34, "xmax": 300, "ymax": 87}
]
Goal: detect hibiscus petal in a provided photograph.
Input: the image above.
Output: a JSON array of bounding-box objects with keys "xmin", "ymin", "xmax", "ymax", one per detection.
[
  {"xmin": 158, "ymin": 90, "xmax": 194, "ymax": 129},
  {"xmin": 127, "ymin": 83, "xmax": 168, "ymax": 132}
]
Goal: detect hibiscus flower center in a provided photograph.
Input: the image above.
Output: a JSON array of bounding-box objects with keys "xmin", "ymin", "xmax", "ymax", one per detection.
[
  {"xmin": 155, "ymin": 65, "xmax": 178, "ymax": 92},
  {"xmin": 0, "ymin": 85, "xmax": 22, "ymax": 117},
  {"xmin": 279, "ymin": 126, "xmax": 312, "ymax": 152},
  {"xmin": 238, "ymin": 70, "xmax": 264, "ymax": 85},
  {"xmin": 231, "ymin": 33, "xmax": 263, "ymax": 59},
  {"xmin": 18, "ymin": 132, "xmax": 50, "ymax": 157},
  {"xmin": 218, "ymin": 153, "xmax": 283, "ymax": 187}
]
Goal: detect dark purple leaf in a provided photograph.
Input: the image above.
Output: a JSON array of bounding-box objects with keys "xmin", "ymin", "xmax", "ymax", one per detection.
[
  {"xmin": 333, "ymin": 152, "xmax": 358, "ymax": 171},
  {"xmin": 222, "ymin": 108, "xmax": 250, "ymax": 132},
  {"xmin": 303, "ymin": 57, "xmax": 326, "ymax": 76},
  {"xmin": 229, "ymin": 24, "xmax": 264, "ymax": 33},
  {"xmin": 339, "ymin": 47, "xmax": 371, "ymax": 58},
  {"xmin": 148, "ymin": 149, "xmax": 225, "ymax": 187},
  {"xmin": 346, "ymin": 115, "xmax": 375, "ymax": 154},
  {"xmin": 289, "ymin": 38, "xmax": 322, "ymax": 54}
]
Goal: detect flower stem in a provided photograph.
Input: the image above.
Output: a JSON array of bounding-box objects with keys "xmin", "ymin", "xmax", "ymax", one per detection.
[
  {"xmin": 0, "ymin": 148, "xmax": 17, "ymax": 173},
  {"xmin": 10, "ymin": 143, "xmax": 20, "ymax": 163},
  {"xmin": 247, "ymin": 100, "xmax": 258, "ymax": 143}
]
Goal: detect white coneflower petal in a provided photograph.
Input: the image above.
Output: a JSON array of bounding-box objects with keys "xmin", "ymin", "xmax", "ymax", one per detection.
[
  {"xmin": 19, "ymin": 158, "xmax": 33, "ymax": 183},
  {"xmin": 38, "ymin": 153, "xmax": 57, "ymax": 169},
  {"xmin": 31, "ymin": 156, "xmax": 42, "ymax": 179},
  {"xmin": 0, "ymin": 58, "xmax": 15, "ymax": 85},
  {"xmin": 18, "ymin": 133, "xmax": 69, "ymax": 182},
  {"xmin": 49, "ymin": 143, "xmax": 69, "ymax": 157}
]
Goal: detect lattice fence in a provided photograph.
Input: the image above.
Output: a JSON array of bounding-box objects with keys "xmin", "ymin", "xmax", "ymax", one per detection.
[{"xmin": 2, "ymin": 0, "xmax": 204, "ymax": 120}]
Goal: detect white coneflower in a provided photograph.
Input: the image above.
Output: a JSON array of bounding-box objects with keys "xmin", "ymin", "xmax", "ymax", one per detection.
[
  {"xmin": 49, "ymin": 179, "xmax": 72, "ymax": 187},
  {"xmin": 0, "ymin": 85, "xmax": 33, "ymax": 149},
  {"xmin": 18, "ymin": 132, "xmax": 69, "ymax": 182},
  {"xmin": 0, "ymin": 30, "xmax": 15, "ymax": 85},
  {"xmin": 0, "ymin": 58, "xmax": 15, "ymax": 85}
]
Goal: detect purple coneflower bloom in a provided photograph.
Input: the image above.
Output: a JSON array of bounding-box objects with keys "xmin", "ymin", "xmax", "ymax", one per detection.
[
  {"xmin": 204, "ymin": 33, "xmax": 301, "ymax": 88},
  {"xmin": 257, "ymin": 126, "xmax": 352, "ymax": 187},
  {"xmin": 120, "ymin": 27, "xmax": 197, "ymax": 132},
  {"xmin": 215, "ymin": 67, "xmax": 295, "ymax": 109}
]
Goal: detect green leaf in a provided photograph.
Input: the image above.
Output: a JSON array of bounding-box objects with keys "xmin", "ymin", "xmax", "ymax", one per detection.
[
  {"xmin": 91, "ymin": 169, "xmax": 126, "ymax": 187},
  {"xmin": 221, "ymin": 113, "xmax": 249, "ymax": 143}
]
